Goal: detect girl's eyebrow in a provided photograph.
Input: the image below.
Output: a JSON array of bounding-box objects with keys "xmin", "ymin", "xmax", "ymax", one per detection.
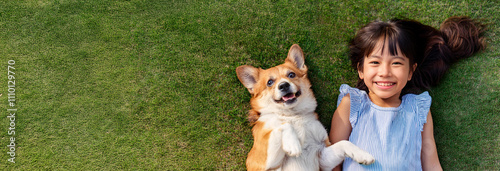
[
  {"xmin": 368, "ymin": 55, "xmax": 406, "ymax": 60},
  {"xmin": 367, "ymin": 55, "xmax": 381, "ymax": 59},
  {"xmin": 393, "ymin": 56, "xmax": 407, "ymax": 60}
]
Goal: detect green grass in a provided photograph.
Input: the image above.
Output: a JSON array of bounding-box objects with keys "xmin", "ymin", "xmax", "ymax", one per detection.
[{"xmin": 0, "ymin": 0, "xmax": 498, "ymax": 170}]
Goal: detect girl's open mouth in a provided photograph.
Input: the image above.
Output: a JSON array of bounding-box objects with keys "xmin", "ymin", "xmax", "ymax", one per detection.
[{"xmin": 375, "ymin": 82, "xmax": 396, "ymax": 89}]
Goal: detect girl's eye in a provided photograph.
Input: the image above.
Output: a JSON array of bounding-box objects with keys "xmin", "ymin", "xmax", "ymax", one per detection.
[
  {"xmin": 369, "ymin": 61, "xmax": 379, "ymax": 64},
  {"xmin": 288, "ymin": 72, "xmax": 296, "ymax": 78},
  {"xmin": 267, "ymin": 79, "xmax": 274, "ymax": 87},
  {"xmin": 392, "ymin": 62, "xmax": 403, "ymax": 65}
]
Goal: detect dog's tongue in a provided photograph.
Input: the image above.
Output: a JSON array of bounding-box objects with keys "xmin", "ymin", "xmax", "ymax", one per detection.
[{"xmin": 282, "ymin": 93, "xmax": 296, "ymax": 102}]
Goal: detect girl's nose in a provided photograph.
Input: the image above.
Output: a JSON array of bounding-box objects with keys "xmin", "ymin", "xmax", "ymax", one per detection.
[{"xmin": 378, "ymin": 64, "xmax": 391, "ymax": 77}]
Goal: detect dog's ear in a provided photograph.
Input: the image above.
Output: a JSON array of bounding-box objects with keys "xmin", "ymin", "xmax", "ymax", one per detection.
[
  {"xmin": 286, "ymin": 44, "xmax": 307, "ymax": 71},
  {"xmin": 236, "ymin": 65, "xmax": 259, "ymax": 94}
]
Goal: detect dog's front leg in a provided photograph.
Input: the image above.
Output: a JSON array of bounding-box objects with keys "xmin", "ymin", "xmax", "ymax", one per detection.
[
  {"xmin": 280, "ymin": 122, "xmax": 301, "ymax": 156},
  {"xmin": 265, "ymin": 126, "xmax": 286, "ymax": 170},
  {"xmin": 265, "ymin": 123, "xmax": 301, "ymax": 170},
  {"xmin": 319, "ymin": 140, "xmax": 374, "ymax": 171}
]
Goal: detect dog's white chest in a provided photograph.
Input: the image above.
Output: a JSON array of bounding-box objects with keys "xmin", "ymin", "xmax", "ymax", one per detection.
[{"xmin": 259, "ymin": 114, "xmax": 328, "ymax": 170}]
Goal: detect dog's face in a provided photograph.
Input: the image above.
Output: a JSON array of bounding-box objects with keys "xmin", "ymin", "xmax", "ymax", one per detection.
[{"xmin": 236, "ymin": 44, "xmax": 317, "ymax": 117}]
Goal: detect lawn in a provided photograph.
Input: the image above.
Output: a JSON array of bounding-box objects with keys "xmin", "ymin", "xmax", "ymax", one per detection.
[{"xmin": 0, "ymin": 0, "xmax": 498, "ymax": 170}]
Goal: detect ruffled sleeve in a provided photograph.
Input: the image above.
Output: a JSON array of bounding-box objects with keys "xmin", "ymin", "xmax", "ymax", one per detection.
[
  {"xmin": 337, "ymin": 84, "xmax": 366, "ymax": 127},
  {"xmin": 415, "ymin": 91, "xmax": 432, "ymax": 131}
]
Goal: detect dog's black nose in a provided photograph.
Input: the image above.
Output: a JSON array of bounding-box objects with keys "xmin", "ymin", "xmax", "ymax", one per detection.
[{"xmin": 278, "ymin": 82, "xmax": 290, "ymax": 92}]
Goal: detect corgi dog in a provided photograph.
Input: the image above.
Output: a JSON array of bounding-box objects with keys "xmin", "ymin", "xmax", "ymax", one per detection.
[{"xmin": 236, "ymin": 44, "xmax": 374, "ymax": 170}]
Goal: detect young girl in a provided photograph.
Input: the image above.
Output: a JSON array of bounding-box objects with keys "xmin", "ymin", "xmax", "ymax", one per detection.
[{"xmin": 329, "ymin": 16, "xmax": 486, "ymax": 170}]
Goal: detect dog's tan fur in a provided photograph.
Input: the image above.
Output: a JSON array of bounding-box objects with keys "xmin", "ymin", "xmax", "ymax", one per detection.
[
  {"xmin": 237, "ymin": 44, "xmax": 374, "ymax": 171},
  {"xmin": 246, "ymin": 121, "xmax": 269, "ymax": 170}
]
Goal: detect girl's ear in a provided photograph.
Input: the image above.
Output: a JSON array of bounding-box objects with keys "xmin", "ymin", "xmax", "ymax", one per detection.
[
  {"xmin": 358, "ymin": 70, "xmax": 364, "ymax": 79},
  {"xmin": 408, "ymin": 63, "xmax": 418, "ymax": 81},
  {"xmin": 357, "ymin": 63, "xmax": 364, "ymax": 79}
]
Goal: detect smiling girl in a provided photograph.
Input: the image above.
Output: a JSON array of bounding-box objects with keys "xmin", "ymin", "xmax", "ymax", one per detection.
[{"xmin": 329, "ymin": 16, "xmax": 486, "ymax": 170}]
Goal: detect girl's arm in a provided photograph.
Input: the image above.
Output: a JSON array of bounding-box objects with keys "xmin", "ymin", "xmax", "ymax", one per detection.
[
  {"xmin": 329, "ymin": 95, "xmax": 353, "ymax": 171},
  {"xmin": 421, "ymin": 111, "xmax": 443, "ymax": 171}
]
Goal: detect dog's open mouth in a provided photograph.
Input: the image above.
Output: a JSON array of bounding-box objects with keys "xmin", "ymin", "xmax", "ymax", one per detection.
[{"xmin": 276, "ymin": 91, "xmax": 301, "ymax": 104}]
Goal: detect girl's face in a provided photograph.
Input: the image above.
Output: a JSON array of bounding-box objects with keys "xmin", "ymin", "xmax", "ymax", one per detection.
[{"xmin": 358, "ymin": 39, "xmax": 416, "ymax": 107}]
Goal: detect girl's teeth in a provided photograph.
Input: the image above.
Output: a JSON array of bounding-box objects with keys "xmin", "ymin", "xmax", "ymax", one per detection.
[{"xmin": 377, "ymin": 83, "xmax": 394, "ymax": 86}]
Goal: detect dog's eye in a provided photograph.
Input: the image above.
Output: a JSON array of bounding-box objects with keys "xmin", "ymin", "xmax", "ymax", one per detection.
[
  {"xmin": 288, "ymin": 72, "xmax": 296, "ymax": 78},
  {"xmin": 267, "ymin": 79, "xmax": 274, "ymax": 87}
]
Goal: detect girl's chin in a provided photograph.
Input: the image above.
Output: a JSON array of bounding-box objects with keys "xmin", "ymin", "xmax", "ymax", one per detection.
[{"xmin": 369, "ymin": 90, "xmax": 401, "ymax": 100}]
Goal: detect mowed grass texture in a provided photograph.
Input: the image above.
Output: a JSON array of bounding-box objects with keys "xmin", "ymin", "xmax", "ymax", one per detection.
[{"xmin": 0, "ymin": 0, "xmax": 498, "ymax": 170}]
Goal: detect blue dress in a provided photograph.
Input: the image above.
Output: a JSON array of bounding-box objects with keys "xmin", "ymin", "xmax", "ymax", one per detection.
[{"xmin": 338, "ymin": 84, "xmax": 431, "ymax": 171}]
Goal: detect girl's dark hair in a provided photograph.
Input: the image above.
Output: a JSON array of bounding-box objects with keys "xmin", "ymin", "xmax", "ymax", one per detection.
[{"xmin": 349, "ymin": 16, "xmax": 486, "ymax": 94}]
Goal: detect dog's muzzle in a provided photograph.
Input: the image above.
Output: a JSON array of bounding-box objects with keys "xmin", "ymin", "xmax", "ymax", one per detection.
[{"xmin": 275, "ymin": 82, "xmax": 301, "ymax": 104}]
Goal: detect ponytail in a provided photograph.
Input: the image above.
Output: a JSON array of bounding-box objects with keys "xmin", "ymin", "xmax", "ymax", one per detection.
[
  {"xmin": 440, "ymin": 16, "xmax": 486, "ymax": 61},
  {"xmin": 407, "ymin": 16, "xmax": 486, "ymax": 93}
]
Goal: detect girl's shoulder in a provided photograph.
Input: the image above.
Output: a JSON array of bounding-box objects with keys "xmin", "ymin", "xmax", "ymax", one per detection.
[
  {"xmin": 337, "ymin": 84, "xmax": 370, "ymax": 127},
  {"xmin": 402, "ymin": 92, "xmax": 432, "ymax": 131},
  {"xmin": 337, "ymin": 84, "xmax": 369, "ymax": 107},
  {"xmin": 403, "ymin": 91, "xmax": 431, "ymax": 100},
  {"xmin": 402, "ymin": 91, "xmax": 432, "ymax": 110}
]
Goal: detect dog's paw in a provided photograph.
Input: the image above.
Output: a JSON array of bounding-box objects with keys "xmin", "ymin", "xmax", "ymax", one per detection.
[
  {"xmin": 347, "ymin": 149, "xmax": 375, "ymax": 165},
  {"xmin": 341, "ymin": 142, "xmax": 375, "ymax": 165},
  {"xmin": 282, "ymin": 139, "xmax": 302, "ymax": 157}
]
